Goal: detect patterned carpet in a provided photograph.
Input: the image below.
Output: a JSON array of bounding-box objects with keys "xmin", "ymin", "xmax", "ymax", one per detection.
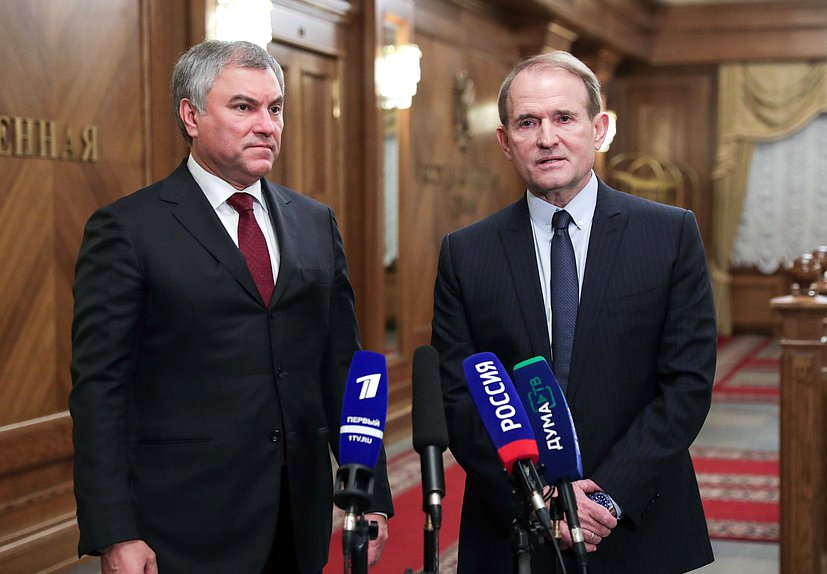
[
  {"xmin": 713, "ymin": 335, "xmax": 780, "ymax": 403},
  {"xmin": 692, "ymin": 446, "xmax": 779, "ymax": 542}
]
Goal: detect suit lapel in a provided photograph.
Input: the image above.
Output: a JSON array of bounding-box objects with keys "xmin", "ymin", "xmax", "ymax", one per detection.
[
  {"xmin": 499, "ymin": 198, "xmax": 552, "ymax": 361},
  {"xmin": 161, "ymin": 163, "xmax": 263, "ymax": 305},
  {"xmin": 568, "ymin": 183, "xmax": 627, "ymax": 397},
  {"xmin": 262, "ymin": 181, "xmax": 297, "ymax": 307}
]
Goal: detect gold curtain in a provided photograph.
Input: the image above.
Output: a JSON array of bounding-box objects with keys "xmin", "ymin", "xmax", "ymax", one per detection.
[{"xmin": 713, "ymin": 62, "xmax": 827, "ymax": 334}]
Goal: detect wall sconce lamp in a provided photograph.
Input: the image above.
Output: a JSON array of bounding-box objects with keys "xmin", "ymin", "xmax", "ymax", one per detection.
[
  {"xmin": 208, "ymin": 0, "xmax": 273, "ymax": 49},
  {"xmin": 376, "ymin": 44, "xmax": 422, "ymax": 110},
  {"xmin": 598, "ymin": 110, "xmax": 618, "ymax": 153}
]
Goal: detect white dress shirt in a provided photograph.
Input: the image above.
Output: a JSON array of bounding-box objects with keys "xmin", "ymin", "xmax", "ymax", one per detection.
[
  {"xmin": 187, "ymin": 155, "xmax": 280, "ymax": 285},
  {"xmin": 527, "ymin": 172, "xmax": 624, "ymax": 517},
  {"xmin": 527, "ymin": 171, "xmax": 598, "ymax": 350}
]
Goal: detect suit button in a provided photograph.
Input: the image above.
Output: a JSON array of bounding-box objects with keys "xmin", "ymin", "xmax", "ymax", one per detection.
[
  {"xmin": 276, "ymin": 368, "xmax": 286, "ymax": 380},
  {"xmin": 271, "ymin": 430, "xmax": 281, "ymax": 443}
]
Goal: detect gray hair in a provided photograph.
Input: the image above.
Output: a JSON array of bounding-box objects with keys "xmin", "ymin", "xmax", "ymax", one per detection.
[
  {"xmin": 171, "ymin": 40, "xmax": 285, "ymax": 145},
  {"xmin": 497, "ymin": 51, "xmax": 602, "ymax": 125}
]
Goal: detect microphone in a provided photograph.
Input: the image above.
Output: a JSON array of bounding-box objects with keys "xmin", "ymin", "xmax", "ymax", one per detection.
[
  {"xmin": 412, "ymin": 345, "xmax": 448, "ymax": 574},
  {"xmin": 512, "ymin": 356, "xmax": 587, "ymax": 573},
  {"xmin": 462, "ymin": 352, "xmax": 553, "ymax": 534},
  {"xmin": 412, "ymin": 345, "xmax": 448, "ymax": 526},
  {"xmin": 334, "ymin": 350, "xmax": 388, "ymax": 571},
  {"xmin": 511, "ymin": 356, "xmax": 582, "ymax": 486}
]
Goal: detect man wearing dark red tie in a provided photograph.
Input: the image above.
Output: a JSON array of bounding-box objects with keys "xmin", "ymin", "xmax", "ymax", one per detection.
[
  {"xmin": 69, "ymin": 40, "xmax": 392, "ymax": 574},
  {"xmin": 431, "ymin": 51, "xmax": 716, "ymax": 573}
]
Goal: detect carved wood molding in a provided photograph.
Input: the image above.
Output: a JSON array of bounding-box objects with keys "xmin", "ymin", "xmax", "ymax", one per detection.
[
  {"xmin": 0, "ymin": 411, "xmax": 77, "ymax": 573},
  {"xmin": 771, "ymin": 295, "xmax": 827, "ymax": 574},
  {"xmin": 653, "ymin": 2, "xmax": 827, "ymax": 63},
  {"xmin": 0, "ymin": 412, "xmax": 72, "ymax": 477}
]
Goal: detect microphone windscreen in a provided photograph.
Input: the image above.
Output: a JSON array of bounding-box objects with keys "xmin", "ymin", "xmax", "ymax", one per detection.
[
  {"xmin": 412, "ymin": 345, "xmax": 449, "ymax": 452},
  {"xmin": 339, "ymin": 350, "xmax": 388, "ymax": 468},
  {"xmin": 463, "ymin": 352, "xmax": 539, "ymax": 473},
  {"xmin": 512, "ymin": 356, "xmax": 582, "ymax": 484}
]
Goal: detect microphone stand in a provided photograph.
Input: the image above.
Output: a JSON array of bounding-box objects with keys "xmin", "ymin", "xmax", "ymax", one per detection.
[
  {"xmin": 423, "ymin": 510, "xmax": 440, "ymax": 574},
  {"xmin": 511, "ymin": 519, "xmax": 538, "ymax": 574},
  {"xmin": 334, "ymin": 464, "xmax": 378, "ymax": 574},
  {"xmin": 555, "ymin": 478, "xmax": 588, "ymax": 574},
  {"xmin": 404, "ymin": 508, "xmax": 439, "ymax": 574},
  {"xmin": 550, "ymin": 489, "xmax": 568, "ymax": 574},
  {"xmin": 510, "ymin": 460, "xmax": 560, "ymax": 574},
  {"xmin": 419, "ymin": 443, "xmax": 445, "ymax": 574}
]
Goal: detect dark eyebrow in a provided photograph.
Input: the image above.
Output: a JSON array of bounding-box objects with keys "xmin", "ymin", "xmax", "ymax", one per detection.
[
  {"xmin": 228, "ymin": 94, "xmax": 284, "ymax": 107},
  {"xmin": 228, "ymin": 94, "xmax": 259, "ymax": 105},
  {"xmin": 514, "ymin": 113, "xmax": 536, "ymax": 123},
  {"xmin": 557, "ymin": 109, "xmax": 579, "ymax": 117}
]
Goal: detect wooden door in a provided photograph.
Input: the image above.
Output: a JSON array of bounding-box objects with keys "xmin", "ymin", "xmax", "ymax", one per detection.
[{"xmin": 268, "ymin": 44, "xmax": 345, "ymax": 221}]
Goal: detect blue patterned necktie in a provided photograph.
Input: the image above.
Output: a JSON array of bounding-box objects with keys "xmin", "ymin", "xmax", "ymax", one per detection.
[{"xmin": 551, "ymin": 209, "xmax": 578, "ymax": 391}]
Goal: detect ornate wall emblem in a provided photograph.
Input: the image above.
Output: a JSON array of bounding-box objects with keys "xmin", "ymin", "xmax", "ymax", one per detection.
[{"xmin": 453, "ymin": 70, "xmax": 476, "ymax": 151}]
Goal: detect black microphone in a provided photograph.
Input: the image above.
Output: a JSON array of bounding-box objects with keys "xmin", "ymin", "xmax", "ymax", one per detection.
[
  {"xmin": 412, "ymin": 345, "xmax": 448, "ymax": 574},
  {"xmin": 412, "ymin": 345, "xmax": 448, "ymax": 527},
  {"xmin": 334, "ymin": 351, "xmax": 389, "ymax": 573}
]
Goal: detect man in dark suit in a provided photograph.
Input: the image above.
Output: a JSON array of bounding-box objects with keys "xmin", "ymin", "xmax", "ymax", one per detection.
[
  {"xmin": 70, "ymin": 40, "xmax": 392, "ymax": 574},
  {"xmin": 432, "ymin": 51, "xmax": 716, "ymax": 573}
]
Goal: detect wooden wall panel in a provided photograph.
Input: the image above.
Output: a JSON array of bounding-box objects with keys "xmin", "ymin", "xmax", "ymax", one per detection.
[
  {"xmin": 607, "ymin": 67, "xmax": 716, "ymax": 247},
  {"xmin": 0, "ymin": 0, "xmax": 145, "ymax": 426},
  {"xmin": 410, "ymin": 2, "xmax": 524, "ymax": 340},
  {"xmin": 731, "ymin": 268, "xmax": 788, "ymax": 334},
  {"xmin": 410, "ymin": 34, "xmax": 521, "ymax": 337},
  {"xmin": 0, "ymin": 1, "xmax": 193, "ymax": 571},
  {"xmin": 652, "ymin": 1, "xmax": 827, "ymax": 64}
]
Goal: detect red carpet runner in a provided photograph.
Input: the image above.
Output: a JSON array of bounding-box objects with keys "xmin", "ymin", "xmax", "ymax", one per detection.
[{"xmin": 692, "ymin": 446, "xmax": 779, "ymax": 542}]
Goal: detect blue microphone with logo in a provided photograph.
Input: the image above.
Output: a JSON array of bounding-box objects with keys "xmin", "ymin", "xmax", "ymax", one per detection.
[
  {"xmin": 512, "ymin": 356, "xmax": 582, "ymax": 484},
  {"xmin": 334, "ymin": 351, "xmax": 388, "ymax": 574},
  {"xmin": 513, "ymin": 356, "xmax": 587, "ymax": 573},
  {"xmin": 463, "ymin": 352, "xmax": 553, "ymax": 535}
]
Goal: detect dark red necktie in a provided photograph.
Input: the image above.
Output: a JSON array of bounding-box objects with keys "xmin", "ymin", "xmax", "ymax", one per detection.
[{"xmin": 227, "ymin": 192, "xmax": 274, "ymax": 304}]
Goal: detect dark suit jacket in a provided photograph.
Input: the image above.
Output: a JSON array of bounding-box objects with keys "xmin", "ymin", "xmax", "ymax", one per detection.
[
  {"xmin": 432, "ymin": 181, "xmax": 716, "ymax": 574},
  {"xmin": 70, "ymin": 161, "xmax": 393, "ymax": 573}
]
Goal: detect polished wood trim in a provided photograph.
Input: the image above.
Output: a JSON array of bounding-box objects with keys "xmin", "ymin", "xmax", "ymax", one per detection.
[
  {"xmin": 731, "ymin": 269, "xmax": 787, "ymax": 334},
  {"xmin": 652, "ymin": 2, "xmax": 827, "ymax": 63},
  {"xmin": 271, "ymin": 0, "xmax": 354, "ymax": 56},
  {"xmin": 771, "ymin": 295, "xmax": 827, "ymax": 574},
  {"xmin": 0, "ymin": 413, "xmax": 76, "ymax": 573},
  {"xmin": 0, "ymin": 515, "xmax": 81, "ymax": 574},
  {"xmin": 607, "ymin": 66, "xmax": 716, "ymax": 246},
  {"xmin": 145, "ymin": 0, "xmax": 192, "ymax": 183},
  {"xmin": 0, "ymin": 412, "xmax": 72, "ymax": 476}
]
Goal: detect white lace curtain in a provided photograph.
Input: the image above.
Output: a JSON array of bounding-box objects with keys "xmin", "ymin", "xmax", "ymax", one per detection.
[{"xmin": 730, "ymin": 113, "xmax": 827, "ymax": 273}]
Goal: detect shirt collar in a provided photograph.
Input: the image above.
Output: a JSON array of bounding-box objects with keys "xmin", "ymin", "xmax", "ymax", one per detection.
[
  {"xmin": 187, "ymin": 154, "xmax": 267, "ymax": 213},
  {"xmin": 527, "ymin": 171, "xmax": 598, "ymax": 231}
]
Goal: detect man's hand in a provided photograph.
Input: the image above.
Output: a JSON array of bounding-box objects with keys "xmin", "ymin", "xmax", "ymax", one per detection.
[
  {"xmin": 365, "ymin": 513, "xmax": 388, "ymax": 568},
  {"xmin": 552, "ymin": 479, "xmax": 618, "ymax": 552},
  {"xmin": 100, "ymin": 540, "xmax": 158, "ymax": 574}
]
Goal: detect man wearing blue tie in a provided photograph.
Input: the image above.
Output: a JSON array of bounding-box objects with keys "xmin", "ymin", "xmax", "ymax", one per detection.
[{"xmin": 431, "ymin": 51, "xmax": 716, "ymax": 573}]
